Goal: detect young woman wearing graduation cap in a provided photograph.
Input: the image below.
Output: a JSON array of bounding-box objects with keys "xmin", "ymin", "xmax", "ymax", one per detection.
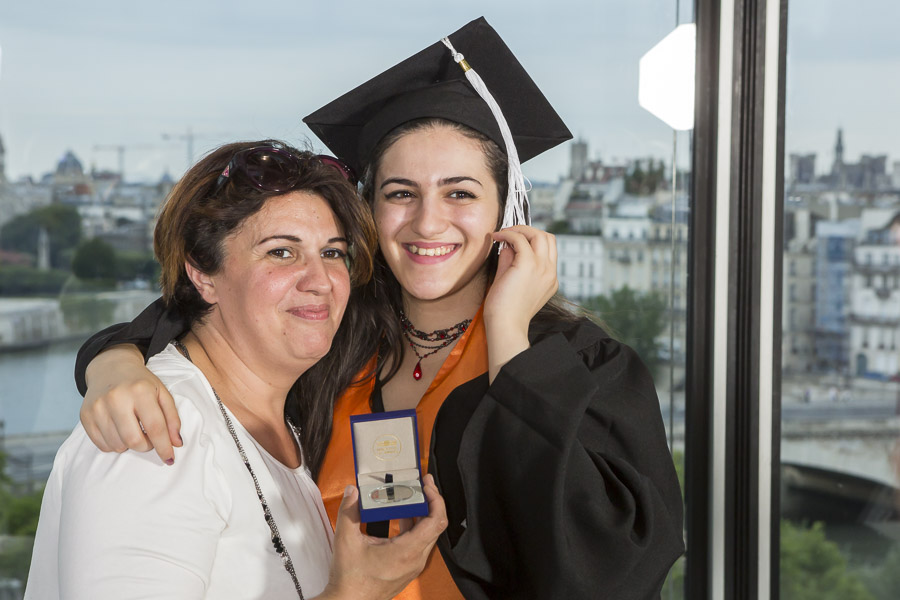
[{"xmin": 74, "ymin": 17, "xmax": 684, "ymax": 599}]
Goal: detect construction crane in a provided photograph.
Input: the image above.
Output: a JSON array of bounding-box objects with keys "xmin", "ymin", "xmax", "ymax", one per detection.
[
  {"xmin": 161, "ymin": 128, "xmax": 196, "ymax": 170},
  {"xmin": 92, "ymin": 143, "xmax": 160, "ymax": 182},
  {"xmin": 162, "ymin": 128, "xmax": 247, "ymax": 171}
]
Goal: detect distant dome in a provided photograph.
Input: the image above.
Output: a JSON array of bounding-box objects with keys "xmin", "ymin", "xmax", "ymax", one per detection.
[
  {"xmin": 56, "ymin": 150, "xmax": 85, "ymax": 177},
  {"xmin": 159, "ymin": 171, "xmax": 175, "ymax": 185}
]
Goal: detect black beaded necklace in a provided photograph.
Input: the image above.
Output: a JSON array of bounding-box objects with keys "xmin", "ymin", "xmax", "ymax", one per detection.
[
  {"xmin": 172, "ymin": 339, "xmax": 305, "ymax": 599},
  {"xmin": 399, "ymin": 310, "xmax": 472, "ymax": 381}
]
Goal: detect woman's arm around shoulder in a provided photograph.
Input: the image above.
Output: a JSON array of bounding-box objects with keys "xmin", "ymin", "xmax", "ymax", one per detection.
[{"xmin": 77, "ymin": 297, "xmax": 187, "ymax": 462}]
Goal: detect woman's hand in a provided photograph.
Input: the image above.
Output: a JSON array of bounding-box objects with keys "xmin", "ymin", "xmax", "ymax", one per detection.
[
  {"xmin": 483, "ymin": 225, "xmax": 559, "ymax": 382},
  {"xmin": 81, "ymin": 344, "xmax": 182, "ymax": 464},
  {"xmin": 317, "ymin": 474, "xmax": 448, "ymax": 600}
]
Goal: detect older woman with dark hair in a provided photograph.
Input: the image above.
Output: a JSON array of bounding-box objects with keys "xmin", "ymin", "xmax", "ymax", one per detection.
[{"xmin": 25, "ymin": 140, "xmax": 446, "ymax": 600}]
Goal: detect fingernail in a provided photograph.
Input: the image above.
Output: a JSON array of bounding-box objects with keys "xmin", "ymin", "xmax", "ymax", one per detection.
[
  {"xmin": 165, "ymin": 458, "xmax": 175, "ymax": 466},
  {"xmin": 344, "ymin": 485, "xmax": 354, "ymax": 497},
  {"xmin": 177, "ymin": 433, "xmax": 183, "ymax": 444}
]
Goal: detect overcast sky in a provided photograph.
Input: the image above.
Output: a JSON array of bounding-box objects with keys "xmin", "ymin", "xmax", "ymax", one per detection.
[{"xmin": 0, "ymin": 0, "xmax": 897, "ymax": 184}]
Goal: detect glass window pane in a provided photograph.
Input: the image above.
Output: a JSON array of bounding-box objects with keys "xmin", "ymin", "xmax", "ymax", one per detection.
[
  {"xmin": 558, "ymin": 4, "xmax": 692, "ymax": 597},
  {"xmin": 781, "ymin": 2, "xmax": 900, "ymax": 598},
  {"xmin": 1, "ymin": 3, "xmax": 691, "ymax": 596}
]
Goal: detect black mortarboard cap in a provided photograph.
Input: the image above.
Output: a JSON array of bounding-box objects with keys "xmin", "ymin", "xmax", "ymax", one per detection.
[{"xmin": 303, "ymin": 17, "xmax": 572, "ymax": 177}]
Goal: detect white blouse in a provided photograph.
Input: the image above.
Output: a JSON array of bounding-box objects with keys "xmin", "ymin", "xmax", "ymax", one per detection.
[{"xmin": 26, "ymin": 344, "xmax": 333, "ymax": 600}]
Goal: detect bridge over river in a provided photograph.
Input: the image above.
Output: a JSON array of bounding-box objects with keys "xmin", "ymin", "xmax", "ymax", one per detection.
[{"xmin": 5, "ymin": 401, "xmax": 899, "ymax": 495}]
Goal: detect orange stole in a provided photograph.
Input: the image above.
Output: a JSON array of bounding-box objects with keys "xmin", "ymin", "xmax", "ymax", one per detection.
[{"xmin": 317, "ymin": 307, "xmax": 488, "ymax": 600}]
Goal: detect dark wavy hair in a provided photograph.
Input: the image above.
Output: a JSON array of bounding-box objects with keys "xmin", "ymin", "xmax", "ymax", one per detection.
[
  {"xmin": 154, "ymin": 139, "xmax": 378, "ymax": 478},
  {"xmin": 354, "ymin": 118, "xmax": 578, "ymax": 388}
]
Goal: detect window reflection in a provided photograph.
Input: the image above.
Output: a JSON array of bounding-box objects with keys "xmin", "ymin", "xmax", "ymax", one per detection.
[
  {"xmin": 781, "ymin": 1, "xmax": 900, "ymax": 597},
  {"xmin": 0, "ymin": 2, "xmax": 692, "ymax": 596}
]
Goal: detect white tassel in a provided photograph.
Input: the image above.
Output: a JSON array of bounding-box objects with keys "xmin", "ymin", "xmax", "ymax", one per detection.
[{"xmin": 441, "ymin": 37, "xmax": 530, "ymax": 233}]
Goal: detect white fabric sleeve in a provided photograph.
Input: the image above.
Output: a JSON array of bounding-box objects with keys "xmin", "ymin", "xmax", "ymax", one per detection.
[{"xmin": 46, "ymin": 398, "xmax": 230, "ymax": 600}]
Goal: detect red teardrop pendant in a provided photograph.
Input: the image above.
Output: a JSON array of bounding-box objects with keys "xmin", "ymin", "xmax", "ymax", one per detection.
[{"xmin": 413, "ymin": 361, "xmax": 423, "ymax": 381}]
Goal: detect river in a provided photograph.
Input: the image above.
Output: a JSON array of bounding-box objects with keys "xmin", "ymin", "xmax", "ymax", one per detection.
[{"xmin": 0, "ymin": 339, "xmax": 86, "ymax": 436}]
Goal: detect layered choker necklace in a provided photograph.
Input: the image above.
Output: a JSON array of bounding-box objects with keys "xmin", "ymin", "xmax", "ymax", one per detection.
[{"xmin": 399, "ymin": 310, "xmax": 472, "ymax": 381}]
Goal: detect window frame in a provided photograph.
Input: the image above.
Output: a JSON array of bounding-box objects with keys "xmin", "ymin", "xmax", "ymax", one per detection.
[{"xmin": 685, "ymin": 0, "xmax": 788, "ymax": 598}]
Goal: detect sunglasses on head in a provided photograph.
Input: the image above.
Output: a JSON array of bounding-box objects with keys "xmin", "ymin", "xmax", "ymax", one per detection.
[{"xmin": 214, "ymin": 145, "xmax": 357, "ymax": 194}]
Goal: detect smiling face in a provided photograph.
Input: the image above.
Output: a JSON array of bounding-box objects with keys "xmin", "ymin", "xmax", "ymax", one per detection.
[
  {"xmin": 199, "ymin": 190, "xmax": 351, "ymax": 374},
  {"xmin": 373, "ymin": 125, "xmax": 502, "ymax": 306}
]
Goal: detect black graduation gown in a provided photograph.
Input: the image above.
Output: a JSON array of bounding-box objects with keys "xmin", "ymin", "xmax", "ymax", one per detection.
[
  {"xmin": 429, "ymin": 316, "xmax": 684, "ymax": 599},
  {"xmin": 74, "ymin": 301, "xmax": 685, "ymax": 600}
]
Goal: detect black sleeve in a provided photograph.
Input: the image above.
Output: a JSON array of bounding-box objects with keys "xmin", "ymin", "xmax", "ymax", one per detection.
[
  {"xmin": 437, "ymin": 321, "xmax": 684, "ymax": 600},
  {"xmin": 74, "ymin": 297, "xmax": 190, "ymax": 396}
]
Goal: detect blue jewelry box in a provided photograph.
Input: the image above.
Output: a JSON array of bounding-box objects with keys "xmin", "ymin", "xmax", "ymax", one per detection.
[{"xmin": 349, "ymin": 409, "xmax": 428, "ymax": 523}]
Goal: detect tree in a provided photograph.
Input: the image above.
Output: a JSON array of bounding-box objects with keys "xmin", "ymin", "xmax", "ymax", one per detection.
[
  {"xmin": 0, "ymin": 204, "xmax": 82, "ymax": 268},
  {"xmin": 71, "ymin": 237, "xmax": 118, "ymax": 280},
  {"xmin": 0, "ymin": 266, "xmax": 70, "ymax": 295},
  {"xmin": 625, "ymin": 158, "xmax": 667, "ymax": 195},
  {"xmin": 625, "ymin": 162, "xmax": 647, "ymax": 194},
  {"xmin": 661, "ymin": 518, "xmax": 881, "ymax": 600},
  {"xmin": 0, "ymin": 536, "xmax": 33, "ymax": 590},
  {"xmin": 115, "ymin": 250, "xmax": 160, "ymax": 282},
  {"xmin": 545, "ymin": 220, "xmax": 572, "ymax": 235},
  {"xmin": 582, "ymin": 286, "xmax": 668, "ymax": 373},
  {"xmin": 780, "ymin": 520, "xmax": 874, "ymax": 600},
  {"xmin": 861, "ymin": 544, "xmax": 900, "ymax": 600},
  {"xmin": 0, "ymin": 450, "xmax": 43, "ymax": 586},
  {"xmin": 3, "ymin": 493, "xmax": 43, "ymax": 537},
  {"xmin": 60, "ymin": 295, "xmax": 116, "ymax": 332},
  {"xmin": 1, "ymin": 486, "xmax": 43, "ymax": 538}
]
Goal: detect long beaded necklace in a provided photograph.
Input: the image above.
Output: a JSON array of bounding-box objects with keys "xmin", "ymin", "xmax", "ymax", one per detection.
[
  {"xmin": 399, "ymin": 310, "xmax": 472, "ymax": 381},
  {"xmin": 172, "ymin": 339, "xmax": 305, "ymax": 599}
]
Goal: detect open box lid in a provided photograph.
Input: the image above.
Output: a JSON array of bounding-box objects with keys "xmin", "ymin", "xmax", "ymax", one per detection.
[
  {"xmin": 349, "ymin": 409, "xmax": 428, "ymax": 522},
  {"xmin": 350, "ymin": 410, "xmax": 420, "ymax": 477}
]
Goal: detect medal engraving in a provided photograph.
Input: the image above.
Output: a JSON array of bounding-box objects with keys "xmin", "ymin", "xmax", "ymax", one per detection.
[{"xmin": 373, "ymin": 434, "xmax": 402, "ymax": 460}]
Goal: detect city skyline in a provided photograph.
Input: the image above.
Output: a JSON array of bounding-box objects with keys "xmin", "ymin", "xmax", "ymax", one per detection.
[
  {"xmin": 0, "ymin": 1, "xmax": 687, "ymax": 184},
  {"xmin": 1, "ymin": 1, "xmax": 897, "ymax": 184},
  {"xmin": 4, "ymin": 123, "xmax": 892, "ymax": 188}
]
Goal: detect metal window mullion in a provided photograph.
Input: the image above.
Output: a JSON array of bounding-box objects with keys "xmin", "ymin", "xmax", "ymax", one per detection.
[
  {"xmin": 721, "ymin": 0, "xmax": 789, "ymax": 598},
  {"xmin": 684, "ymin": 0, "xmax": 733, "ymax": 600},
  {"xmin": 723, "ymin": 1, "xmax": 767, "ymax": 598},
  {"xmin": 760, "ymin": 0, "xmax": 788, "ymax": 598},
  {"xmin": 685, "ymin": 0, "xmax": 722, "ymax": 598},
  {"xmin": 729, "ymin": 0, "xmax": 789, "ymax": 597},
  {"xmin": 689, "ymin": 1, "xmax": 787, "ymax": 598}
]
